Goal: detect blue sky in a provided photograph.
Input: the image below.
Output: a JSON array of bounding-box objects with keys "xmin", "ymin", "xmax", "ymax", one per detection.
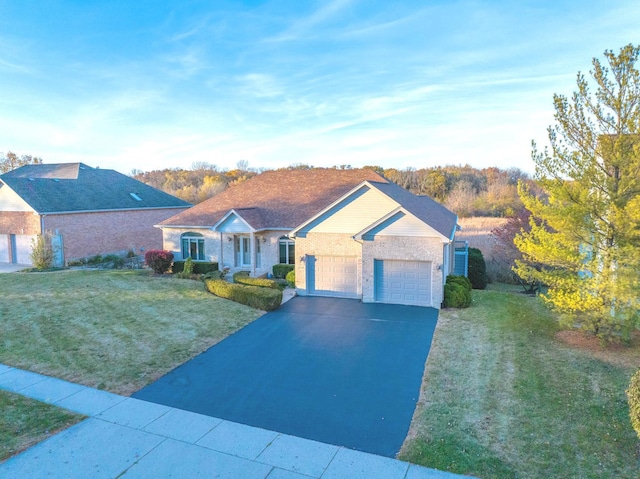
[{"xmin": 1, "ymin": 1, "xmax": 639, "ymax": 175}]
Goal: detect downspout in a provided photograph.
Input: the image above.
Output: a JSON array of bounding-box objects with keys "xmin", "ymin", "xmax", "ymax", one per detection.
[{"xmin": 40, "ymin": 214, "xmax": 45, "ymax": 234}]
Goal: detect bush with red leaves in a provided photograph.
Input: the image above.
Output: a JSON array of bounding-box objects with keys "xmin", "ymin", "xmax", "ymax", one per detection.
[{"xmin": 144, "ymin": 250, "xmax": 174, "ymax": 274}]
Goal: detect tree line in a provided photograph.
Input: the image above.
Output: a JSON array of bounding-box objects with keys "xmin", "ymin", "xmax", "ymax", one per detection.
[{"xmin": 131, "ymin": 161, "xmax": 532, "ymax": 217}]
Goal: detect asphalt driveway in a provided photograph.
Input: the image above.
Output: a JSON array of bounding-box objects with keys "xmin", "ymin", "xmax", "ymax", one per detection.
[{"xmin": 133, "ymin": 296, "xmax": 438, "ymax": 457}]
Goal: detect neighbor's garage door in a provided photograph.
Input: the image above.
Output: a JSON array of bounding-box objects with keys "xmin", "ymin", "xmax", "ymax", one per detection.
[
  {"xmin": 13, "ymin": 235, "xmax": 35, "ymax": 265},
  {"xmin": 374, "ymin": 260, "xmax": 432, "ymax": 307},
  {"xmin": 308, "ymin": 256, "xmax": 358, "ymax": 298},
  {"xmin": 0, "ymin": 235, "xmax": 9, "ymax": 263}
]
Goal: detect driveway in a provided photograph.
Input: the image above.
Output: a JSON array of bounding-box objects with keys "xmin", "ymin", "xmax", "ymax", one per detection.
[
  {"xmin": 0, "ymin": 263, "xmax": 29, "ymax": 273},
  {"xmin": 133, "ymin": 296, "xmax": 438, "ymax": 457}
]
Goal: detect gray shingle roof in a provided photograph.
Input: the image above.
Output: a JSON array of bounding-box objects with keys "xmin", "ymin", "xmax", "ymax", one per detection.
[
  {"xmin": 369, "ymin": 181, "xmax": 458, "ymax": 239},
  {"xmin": 0, "ymin": 163, "xmax": 191, "ymax": 213}
]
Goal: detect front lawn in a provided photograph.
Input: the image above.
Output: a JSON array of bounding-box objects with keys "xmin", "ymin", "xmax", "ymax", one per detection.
[
  {"xmin": 399, "ymin": 287, "xmax": 640, "ymax": 479},
  {"xmin": 0, "ymin": 390, "xmax": 83, "ymax": 462},
  {"xmin": 0, "ymin": 269, "xmax": 263, "ymax": 395}
]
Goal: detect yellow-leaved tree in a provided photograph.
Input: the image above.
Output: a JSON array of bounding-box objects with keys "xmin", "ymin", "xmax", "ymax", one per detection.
[{"xmin": 515, "ymin": 44, "xmax": 640, "ymax": 342}]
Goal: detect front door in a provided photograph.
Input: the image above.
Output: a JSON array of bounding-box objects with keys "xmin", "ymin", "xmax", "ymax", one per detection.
[{"xmin": 239, "ymin": 236, "xmax": 251, "ymax": 268}]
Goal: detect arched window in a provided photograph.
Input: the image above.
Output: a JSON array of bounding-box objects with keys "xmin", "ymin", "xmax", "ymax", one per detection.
[
  {"xmin": 181, "ymin": 232, "xmax": 205, "ymax": 261},
  {"xmin": 279, "ymin": 236, "xmax": 295, "ymax": 265}
]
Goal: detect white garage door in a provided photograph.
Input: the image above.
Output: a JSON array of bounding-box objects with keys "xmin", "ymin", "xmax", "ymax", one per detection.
[
  {"xmin": 374, "ymin": 260, "xmax": 432, "ymax": 307},
  {"xmin": 0, "ymin": 234, "xmax": 9, "ymax": 263},
  {"xmin": 308, "ymin": 256, "xmax": 358, "ymax": 298},
  {"xmin": 14, "ymin": 235, "xmax": 35, "ymax": 265}
]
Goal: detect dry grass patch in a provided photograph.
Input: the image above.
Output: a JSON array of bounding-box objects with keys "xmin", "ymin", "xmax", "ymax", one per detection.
[
  {"xmin": 399, "ymin": 288, "xmax": 640, "ymax": 479},
  {"xmin": 0, "ymin": 270, "xmax": 263, "ymax": 395}
]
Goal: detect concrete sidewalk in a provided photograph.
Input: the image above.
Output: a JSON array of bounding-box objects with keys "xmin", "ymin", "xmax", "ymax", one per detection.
[{"xmin": 0, "ymin": 365, "xmax": 473, "ymax": 479}]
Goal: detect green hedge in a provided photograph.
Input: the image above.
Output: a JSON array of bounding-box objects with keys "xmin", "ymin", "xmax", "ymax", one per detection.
[
  {"xmin": 232, "ymin": 271, "xmax": 280, "ymax": 289},
  {"xmin": 468, "ymin": 248, "xmax": 488, "ymax": 289},
  {"xmin": 172, "ymin": 261, "xmax": 218, "ymax": 274},
  {"xmin": 286, "ymin": 269, "xmax": 295, "ymax": 287},
  {"xmin": 443, "ymin": 275, "xmax": 472, "ymax": 308},
  {"xmin": 204, "ymin": 279, "xmax": 282, "ymax": 311},
  {"xmin": 273, "ymin": 263, "xmax": 295, "ymax": 279},
  {"xmin": 446, "ymin": 274, "xmax": 472, "ymax": 292}
]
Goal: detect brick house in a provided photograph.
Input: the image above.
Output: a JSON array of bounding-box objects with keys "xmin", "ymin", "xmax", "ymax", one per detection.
[
  {"xmin": 159, "ymin": 168, "xmax": 460, "ymax": 308},
  {"xmin": 0, "ymin": 163, "xmax": 191, "ymax": 265}
]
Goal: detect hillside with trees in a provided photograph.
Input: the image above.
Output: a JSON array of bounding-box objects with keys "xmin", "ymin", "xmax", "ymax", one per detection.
[{"xmin": 132, "ymin": 162, "xmax": 532, "ymax": 217}]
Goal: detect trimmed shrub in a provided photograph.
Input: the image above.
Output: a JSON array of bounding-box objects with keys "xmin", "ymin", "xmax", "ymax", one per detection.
[
  {"xmin": 273, "ymin": 263, "xmax": 295, "ymax": 279},
  {"xmin": 145, "ymin": 250, "xmax": 174, "ymax": 274},
  {"xmin": 446, "ymin": 275, "xmax": 472, "ymax": 292},
  {"xmin": 627, "ymin": 369, "xmax": 640, "ymax": 440},
  {"xmin": 205, "ymin": 279, "xmax": 282, "ymax": 311},
  {"xmin": 468, "ymin": 247, "xmax": 488, "ymax": 289},
  {"xmin": 203, "ymin": 270, "xmax": 223, "ymax": 280},
  {"xmin": 443, "ymin": 276, "xmax": 472, "ymax": 308},
  {"xmin": 172, "ymin": 261, "xmax": 218, "ymax": 274},
  {"xmin": 233, "ymin": 271, "xmax": 280, "ymax": 289},
  {"xmin": 286, "ymin": 269, "xmax": 295, "ymax": 288}
]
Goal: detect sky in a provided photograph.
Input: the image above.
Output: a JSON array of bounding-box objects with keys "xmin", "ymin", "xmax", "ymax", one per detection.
[{"xmin": 1, "ymin": 1, "xmax": 639, "ymax": 175}]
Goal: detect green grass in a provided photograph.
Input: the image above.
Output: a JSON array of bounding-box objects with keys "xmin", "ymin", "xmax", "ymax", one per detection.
[
  {"xmin": 0, "ymin": 269, "xmax": 263, "ymax": 395},
  {"xmin": 399, "ymin": 288, "xmax": 640, "ymax": 479},
  {"xmin": 0, "ymin": 390, "xmax": 83, "ymax": 462}
]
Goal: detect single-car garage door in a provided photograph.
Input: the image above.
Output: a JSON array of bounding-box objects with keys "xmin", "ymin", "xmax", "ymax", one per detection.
[
  {"xmin": 374, "ymin": 260, "xmax": 432, "ymax": 307},
  {"xmin": 307, "ymin": 255, "xmax": 358, "ymax": 298}
]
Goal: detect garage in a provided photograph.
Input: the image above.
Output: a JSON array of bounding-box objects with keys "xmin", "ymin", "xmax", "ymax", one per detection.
[
  {"xmin": 374, "ymin": 259, "xmax": 432, "ymax": 307},
  {"xmin": 307, "ymin": 255, "xmax": 357, "ymax": 298}
]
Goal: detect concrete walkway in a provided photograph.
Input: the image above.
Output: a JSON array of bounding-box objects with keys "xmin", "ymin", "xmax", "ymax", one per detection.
[
  {"xmin": 0, "ymin": 263, "xmax": 30, "ymax": 273},
  {"xmin": 0, "ymin": 364, "xmax": 474, "ymax": 479}
]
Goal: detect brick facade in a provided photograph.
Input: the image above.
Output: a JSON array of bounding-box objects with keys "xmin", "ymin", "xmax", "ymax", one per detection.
[
  {"xmin": 294, "ymin": 232, "xmax": 447, "ymax": 308},
  {"xmin": 43, "ymin": 208, "xmax": 188, "ymax": 262},
  {"xmin": 163, "ymin": 228, "xmax": 287, "ymax": 277},
  {"xmin": 0, "ymin": 211, "xmax": 40, "ymax": 235},
  {"xmin": 361, "ymin": 236, "xmax": 445, "ymax": 305}
]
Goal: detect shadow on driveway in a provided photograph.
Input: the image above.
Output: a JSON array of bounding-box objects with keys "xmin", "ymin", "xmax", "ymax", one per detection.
[{"xmin": 134, "ymin": 297, "xmax": 438, "ymax": 457}]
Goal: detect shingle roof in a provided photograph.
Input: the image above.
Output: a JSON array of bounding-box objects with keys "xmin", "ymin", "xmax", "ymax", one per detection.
[
  {"xmin": 369, "ymin": 181, "xmax": 458, "ymax": 239},
  {"xmin": 160, "ymin": 168, "xmax": 458, "ymax": 239},
  {"xmin": 160, "ymin": 168, "xmax": 388, "ymax": 229},
  {"xmin": 0, "ymin": 163, "xmax": 191, "ymax": 213}
]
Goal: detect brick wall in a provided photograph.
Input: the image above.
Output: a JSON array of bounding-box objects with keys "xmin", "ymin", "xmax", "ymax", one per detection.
[
  {"xmin": 295, "ymin": 232, "xmax": 446, "ymax": 308},
  {"xmin": 294, "ymin": 233, "xmax": 363, "ymax": 294},
  {"xmin": 162, "ymin": 228, "xmax": 285, "ymax": 276},
  {"xmin": 361, "ymin": 236, "xmax": 446, "ymax": 307},
  {"xmin": 44, "ymin": 208, "xmax": 188, "ymax": 262},
  {"xmin": 0, "ymin": 211, "xmax": 41, "ymax": 235}
]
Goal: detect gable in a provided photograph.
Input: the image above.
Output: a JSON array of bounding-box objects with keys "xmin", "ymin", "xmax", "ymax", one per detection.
[
  {"xmin": 215, "ymin": 211, "xmax": 253, "ymax": 233},
  {"xmin": 0, "ymin": 183, "xmax": 35, "ymax": 212},
  {"xmin": 361, "ymin": 210, "xmax": 445, "ymax": 240},
  {"xmin": 297, "ymin": 184, "xmax": 398, "ymax": 236}
]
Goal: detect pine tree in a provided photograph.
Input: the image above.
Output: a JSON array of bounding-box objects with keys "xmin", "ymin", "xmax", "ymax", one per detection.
[{"xmin": 515, "ymin": 44, "xmax": 640, "ymax": 342}]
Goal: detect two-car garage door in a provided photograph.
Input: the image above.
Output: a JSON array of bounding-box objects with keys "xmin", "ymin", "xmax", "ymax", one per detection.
[
  {"xmin": 306, "ymin": 256, "xmax": 432, "ymax": 307},
  {"xmin": 374, "ymin": 260, "xmax": 432, "ymax": 307}
]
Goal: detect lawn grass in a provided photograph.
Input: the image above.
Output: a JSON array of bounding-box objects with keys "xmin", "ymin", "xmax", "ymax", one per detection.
[
  {"xmin": 0, "ymin": 390, "xmax": 83, "ymax": 462},
  {"xmin": 399, "ymin": 287, "xmax": 640, "ymax": 479},
  {"xmin": 0, "ymin": 269, "xmax": 263, "ymax": 395}
]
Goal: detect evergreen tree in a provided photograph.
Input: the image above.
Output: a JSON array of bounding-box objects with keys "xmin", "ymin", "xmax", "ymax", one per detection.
[{"xmin": 515, "ymin": 44, "xmax": 640, "ymax": 342}]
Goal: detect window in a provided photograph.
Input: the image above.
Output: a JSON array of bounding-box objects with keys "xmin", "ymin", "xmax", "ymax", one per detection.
[
  {"xmin": 279, "ymin": 236, "xmax": 295, "ymax": 264},
  {"xmin": 181, "ymin": 232, "xmax": 205, "ymax": 261}
]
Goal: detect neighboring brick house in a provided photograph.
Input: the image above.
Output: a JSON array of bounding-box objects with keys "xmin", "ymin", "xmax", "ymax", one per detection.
[
  {"xmin": 0, "ymin": 163, "xmax": 191, "ymax": 265},
  {"xmin": 159, "ymin": 168, "xmax": 460, "ymax": 308}
]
